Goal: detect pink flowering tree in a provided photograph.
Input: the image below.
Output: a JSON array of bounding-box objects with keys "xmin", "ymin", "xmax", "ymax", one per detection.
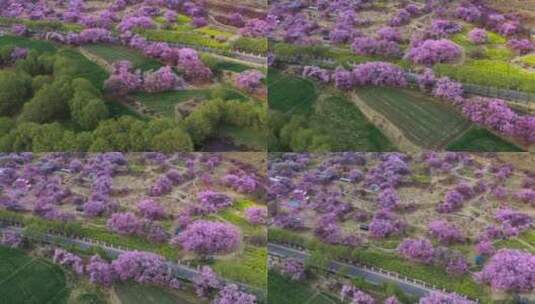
[
  {"xmin": 111, "ymin": 251, "xmax": 176, "ymax": 287},
  {"xmin": 1, "ymin": 231, "xmax": 22, "ymax": 248},
  {"xmin": 302, "ymin": 66, "xmax": 331, "ymax": 83},
  {"xmin": 170, "ymin": 220, "xmax": 240, "ymax": 256},
  {"xmin": 397, "ymin": 238, "xmax": 435, "ymax": 264},
  {"xmin": 352, "ymin": 62, "xmax": 407, "ymax": 87},
  {"xmin": 405, "ymin": 39, "xmax": 462, "ymax": 66},
  {"xmin": 427, "ymin": 220, "xmax": 464, "ymax": 245},
  {"xmin": 107, "ymin": 212, "xmax": 141, "ymax": 235},
  {"xmin": 340, "ymin": 285, "xmax": 375, "ymax": 304},
  {"xmin": 137, "ymin": 198, "xmax": 166, "ymax": 220},
  {"xmin": 245, "ymin": 207, "xmax": 267, "ymax": 225},
  {"xmin": 143, "ymin": 66, "xmax": 184, "ymax": 93},
  {"xmin": 468, "ymin": 28, "xmax": 488, "ymax": 44},
  {"xmin": 104, "ymin": 60, "xmax": 142, "ymax": 95},
  {"xmin": 508, "ymin": 39, "xmax": 535, "ymax": 55},
  {"xmin": 213, "ymin": 284, "xmax": 257, "ymax": 304},
  {"xmin": 417, "ymin": 68, "xmax": 436, "ymax": 92},
  {"xmin": 177, "ymin": 48, "xmax": 213, "ymax": 82},
  {"xmin": 475, "ymin": 249, "xmax": 535, "ymax": 292},
  {"xmin": 193, "ymin": 265, "xmax": 221, "ymax": 297},
  {"xmin": 280, "ymin": 258, "xmax": 306, "ymax": 281},
  {"xmin": 150, "ymin": 175, "xmax": 173, "ymax": 196},
  {"xmin": 420, "ymin": 292, "xmax": 476, "ymax": 304},
  {"xmin": 86, "ymin": 255, "xmax": 115, "ymax": 287},
  {"xmin": 384, "ymin": 297, "xmax": 399, "ymax": 304},
  {"xmin": 235, "ymin": 70, "xmax": 265, "ymax": 93},
  {"xmin": 53, "ymin": 248, "xmax": 84, "ymax": 274},
  {"xmin": 196, "ymin": 190, "xmax": 232, "ymax": 214}
]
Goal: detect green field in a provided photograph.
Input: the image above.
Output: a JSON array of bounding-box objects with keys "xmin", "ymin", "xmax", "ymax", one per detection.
[
  {"xmin": 212, "ymin": 245, "xmax": 267, "ymax": 290},
  {"xmin": 0, "ymin": 246, "xmax": 69, "ymax": 304},
  {"xmin": 57, "ymin": 49, "xmax": 109, "ymax": 90},
  {"xmin": 0, "ymin": 35, "xmax": 57, "ymax": 53},
  {"xmin": 435, "ymin": 59, "xmax": 535, "ymax": 93},
  {"xmin": 268, "ymin": 69, "xmax": 317, "ymax": 113},
  {"xmin": 114, "ymin": 282, "xmax": 203, "ymax": 304},
  {"xmin": 447, "ymin": 126, "xmax": 524, "ymax": 152},
  {"xmin": 356, "ymin": 87, "xmax": 471, "ymax": 149},
  {"xmin": 268, "ymin": 270, "xmax": 341, "ymax": 304},
  {"xmin": 133, "ymin": 90, "xmax": 213, "ymax": 116},
  {"xmin": 311, "ymin": 94, "xmax": 395, "ymax": 151},
  {"xmin": 82, "ymin": 44, "xmax": 163, "ymax": 71},
  {"xmin": 134, "ymin": 87, "xmax": 248, "ymax": 116}
]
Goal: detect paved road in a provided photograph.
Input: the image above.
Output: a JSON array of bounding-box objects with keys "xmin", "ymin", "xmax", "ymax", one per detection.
[
  {"xmin": 0, "ymin": 225, "xmax": 264, "ymax": 298},
  {"xmin": 268, "ymin": 242, "xmax": 435, "ymax": 298},
  {"xmin": 0, "ymin": 26, "xmax": 266, "ymax": 66}
]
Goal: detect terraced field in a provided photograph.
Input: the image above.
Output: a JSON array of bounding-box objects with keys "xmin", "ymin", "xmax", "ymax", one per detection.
[
  {"xmin": 0, "ymin": 246, "xmax": 69, "ymax": 304},
  {"xmin": 356, "ymin": 87, "xmax": 471, "ymax": 149}
]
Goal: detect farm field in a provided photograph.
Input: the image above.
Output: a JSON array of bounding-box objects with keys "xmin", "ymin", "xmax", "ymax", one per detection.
[
  {"xmin": 0, "ymin": 246, "xmax": 69, "ymax": 304},
  {"xmin": 114, "ymin": 282, "xmax": 204, "ymax": 304},
  {"xmin": 356, "ymin": 87, "xmax": 471, "ymax": 149},
  {"xmin": 268, "ymin": 69, "xmax": 394, "ymax": 152},
  {"xmin": 268, "ymin": 69, "xmax": 317, "ymax": 114},
  {"xmin": 446, "ymin": 126, "xmax": 525, "ymax": 152},
  {"xmin": 268, "ymin": 0, "xmax": 535, "ymax": 152},
  {"xmin": 268, "ymin": 152, "xmax": 535, "ymax": 303},
  {"xmin": 82, "ymin": 44, "xmax": 163, "ymax": 72}
]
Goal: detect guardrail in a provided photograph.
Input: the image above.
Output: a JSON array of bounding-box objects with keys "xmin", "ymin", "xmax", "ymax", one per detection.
[
  {"xmin": 0, "ymin": 223, "xmax": 265, "ymax": 299},
  {"xmin": 277, "ymin": 54, "xmax": 535, "ymax": 105},
  {"xmin": 268, "ymin": 241, "xmax": 479, "ymax": 303}
]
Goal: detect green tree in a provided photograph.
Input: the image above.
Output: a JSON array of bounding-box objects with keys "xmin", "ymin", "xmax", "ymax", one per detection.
[
  {"xmin": 19, "ymin": 80, "xmax": 72, "ymax": 123},
  {"xmin": 0, "ymin": 45, "xmax": 15, "ymax": 65},
  {"xmin": 31, "ymin": 75, "xmax": 53, "ymax": 92},
  {"xmin": 0, "ymin": 70, "xmax": 32, "ymax": 116},
  {"xmin": 150, "ymin": 128, "xmax": 194, "ymax": 152},
  {"xmin": 78, "ymin": 99, "xmax": 109, "ymax": 130},
  {"xmin": 15, "ymin": 51, "xmax": 53, "ymax": 76},
  {"xmin": 30, "ymin": 123, "xmax": 66, "ymax": 152}
]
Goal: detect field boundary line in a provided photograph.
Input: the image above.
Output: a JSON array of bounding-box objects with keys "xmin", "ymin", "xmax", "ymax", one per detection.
[
  {"xmin": 0, "ymin": 258, "xmax": 36, "ymax": 286},
  {"xmin": 349, "ymin": 92, "xmax": 420, "ymax": 153}
]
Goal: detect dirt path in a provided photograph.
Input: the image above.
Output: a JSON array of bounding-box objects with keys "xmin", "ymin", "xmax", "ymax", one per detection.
[{"xmin": 349, "ymin": 92, "xmax": 421, "ymax": 153}]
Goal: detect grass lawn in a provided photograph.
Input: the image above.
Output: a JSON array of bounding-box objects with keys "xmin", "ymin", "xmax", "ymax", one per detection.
[
  {"xmin": 212, "ymin": 245, "xmax": 267, "ymax": 290},
  {"xmin": 356, "ymin": 86, "xmax": 471, "ymax": 149},
  {"xmin": 519, "ymin": 54, "xmax": 535, "ymax": 68},
  {"xmin": 114, "ymin": 282, "xmax": 203, "ymax": 304},
  {"xmin": 446, "ymin": 126, "xmax": 524, "ymax": 152},
  {"xmin": 268, "ymin": 270, "xmax": 341, "ymax": 304},
  {"xmin": 0, "ymin": 35, "xmax": 57, "ymax": 53},
  {"xmin": 435, "ymin": 59, "xmax": 535, "ymax": 93},
  {"xmin": 0, "ymin": 246, "xmax": 69, "ymax": 304},
  {"xmin": 268, "ymin": 69, "xmax": 317, "ymax": 113},
  {"xmin": 82, "ymin": 44, "xmax": 163, "ymax": 71},
  {"xmin": 133, "ymin": 90, "xmax": 213, "ymax": 116},
  {"xmin": 202, "ymin": 54, "xmax": 252, "ymax": 73},
  {"xmin": 311, "ymin": 94, "xmax": 395, "ymax": 151},
  {"xmin": 56, "ymin": 48, "xmax": 109, "ymax": 90}
]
